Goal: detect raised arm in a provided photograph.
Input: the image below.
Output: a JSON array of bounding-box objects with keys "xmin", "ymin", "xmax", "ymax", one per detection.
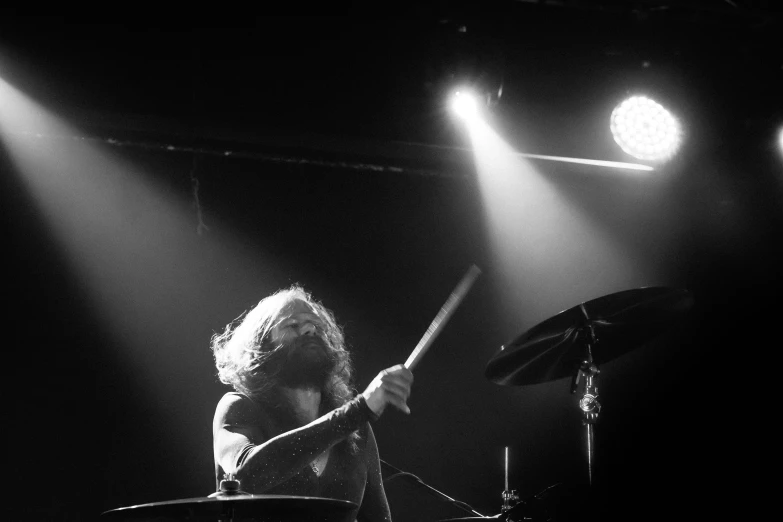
[
  {"xmin": 214, "ymin": 393, "xmax": 373, "ymax": 491},
  {"xmin": 213, "ymin": 365, "xmax": 413, "ymax": 494}
]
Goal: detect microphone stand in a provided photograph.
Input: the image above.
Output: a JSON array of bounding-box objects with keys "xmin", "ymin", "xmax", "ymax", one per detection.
[{"xmin": 380, "ymin": 459, "xmax": 488, "ymax": 518}]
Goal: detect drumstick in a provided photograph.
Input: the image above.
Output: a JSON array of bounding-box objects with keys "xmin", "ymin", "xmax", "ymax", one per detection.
[{"xmin": 404, "ymin": 264, "xmax": 482, "ymax": 370}]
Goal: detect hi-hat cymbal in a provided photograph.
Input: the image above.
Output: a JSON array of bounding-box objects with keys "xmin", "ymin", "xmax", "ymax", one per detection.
[
  {"xmin": 100, "ymin": 494, "xmax": 358, "ymax": 522},
  {"xmin": 485, "ymin": 287, "xmax": 693, "ymax": 386}
]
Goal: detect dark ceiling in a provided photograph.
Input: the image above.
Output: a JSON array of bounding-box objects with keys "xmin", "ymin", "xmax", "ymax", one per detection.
[{"xmin": 0, "ymin": 4, "xmax": 779, "ymax": 162}]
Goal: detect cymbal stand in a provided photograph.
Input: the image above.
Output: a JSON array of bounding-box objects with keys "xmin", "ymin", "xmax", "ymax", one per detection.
[
  {"xmin": 571, "ymin": 304, "xmax": 602, "ymax": 486},
  {"xmin": 501, "ymin": 446, "xmax": 520, "ymax": 517}
]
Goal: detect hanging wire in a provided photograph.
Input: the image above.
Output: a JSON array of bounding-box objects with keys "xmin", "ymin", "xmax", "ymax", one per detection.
[{"xmin": 189, "ymin": 153, "xmax": 210, "ymax": 235}]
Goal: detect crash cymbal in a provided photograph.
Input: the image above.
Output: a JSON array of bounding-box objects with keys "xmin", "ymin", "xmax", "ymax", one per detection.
[
  {"xmin": 100, "ymin": 494, "xmax": 357, "ymax": 522},
  {"xmin": 485, "ymin": 287, "xmax": 693, "ymax": 386}
]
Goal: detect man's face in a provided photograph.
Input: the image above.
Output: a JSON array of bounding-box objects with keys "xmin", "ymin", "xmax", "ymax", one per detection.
[
  {"xmin": 267, "ymin": 299, "xmax": 334, "ymax": 389},
  {"xmin": 270, "ymin": 299, "xmax": 326, "ymax": 346}
]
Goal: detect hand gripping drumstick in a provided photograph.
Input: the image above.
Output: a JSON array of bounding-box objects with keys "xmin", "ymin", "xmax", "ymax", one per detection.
[{"xmin": 404, "ymin": 265, "xmax": 482, "ymax": 370}]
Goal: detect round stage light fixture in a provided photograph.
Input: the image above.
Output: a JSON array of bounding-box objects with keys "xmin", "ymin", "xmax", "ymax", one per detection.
[
  {"xmin": 610, "ymin": 95, "xmax": 682, "ymax": 161},
  {"xmin": 451, "ymin": 90, "xmax": 479, "ymax": 120}
]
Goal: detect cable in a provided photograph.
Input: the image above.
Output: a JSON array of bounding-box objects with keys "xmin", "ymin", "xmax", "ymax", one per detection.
[{"xmin": 380, "ymin": 459, "xmax": 487, "ymax": 518}]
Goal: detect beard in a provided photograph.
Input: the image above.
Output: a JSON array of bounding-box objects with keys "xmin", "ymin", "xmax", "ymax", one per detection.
[{"xmin": 266, "ymin": 335, "xmax": 336, "ymax": 390}]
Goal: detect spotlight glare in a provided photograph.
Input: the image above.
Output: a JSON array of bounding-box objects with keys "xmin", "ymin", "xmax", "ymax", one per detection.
[
  {"xmin": 610, "ymin": 95, "xmax": 682, "ymax": 162},
  {"xmin": 451, "ymin": 90, "xmax": 479, "ymax": 120}
]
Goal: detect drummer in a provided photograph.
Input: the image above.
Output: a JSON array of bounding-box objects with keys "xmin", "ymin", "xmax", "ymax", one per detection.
[{"xmin": 211, "ymin": 285, "xmax": 413, "ymax": 521}]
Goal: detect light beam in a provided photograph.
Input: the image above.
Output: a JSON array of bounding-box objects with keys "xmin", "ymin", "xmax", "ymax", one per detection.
[{"xmin": 464, "ymin": 114, "xmax": 655, "ymax": 336}]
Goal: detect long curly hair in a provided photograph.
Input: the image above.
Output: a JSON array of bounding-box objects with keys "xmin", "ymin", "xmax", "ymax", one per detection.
[{"xmin": 211, "ymin": 286, "xmax": 359, "ymax": 448}]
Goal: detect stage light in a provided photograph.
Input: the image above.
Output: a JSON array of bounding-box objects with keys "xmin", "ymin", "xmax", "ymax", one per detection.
[
  {"xmin": 451, "ymin": 90, "xmax": 480, "ymax": 120},
  {"xmin": 610, "ymin": 96, "xmax": 682, "ymax": 162}
]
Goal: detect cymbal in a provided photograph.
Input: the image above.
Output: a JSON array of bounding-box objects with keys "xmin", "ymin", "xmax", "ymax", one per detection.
[
  {"xmin": 485, "ymin": 287, "xmax": 693, "ymax": 386},
  {"xmin": 100, "ymin": 494, "xmax": 358, "ymax": 522}
]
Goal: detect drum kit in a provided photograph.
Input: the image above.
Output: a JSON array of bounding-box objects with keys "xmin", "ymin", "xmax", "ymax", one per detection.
[{"xmin": 101, "ymin": 285, "xmax": 694, "ymax": 522}]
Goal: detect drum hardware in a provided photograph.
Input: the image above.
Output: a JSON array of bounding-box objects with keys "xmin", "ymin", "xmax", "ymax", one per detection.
[
  {"xmin": 486, "ymin": 286, "xmax": 694, "ymax": 487},
  {"xmin": 571, "ymin": 304, "xmax": 602, "ymax": 486},
  {"xmin": 501, "ymin": 446, "xmax": 519, "ymax": 515},
  {"xmin": 502, "ymin": 482, "xmax": 586, "ymax": 522},
  {"xmin": 208, "ymin": 472, "xmax": 249, "ymax": 497},
  {"xmin": 501, "ymin": 490, "xmax": 520, "ymax": 516}
]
